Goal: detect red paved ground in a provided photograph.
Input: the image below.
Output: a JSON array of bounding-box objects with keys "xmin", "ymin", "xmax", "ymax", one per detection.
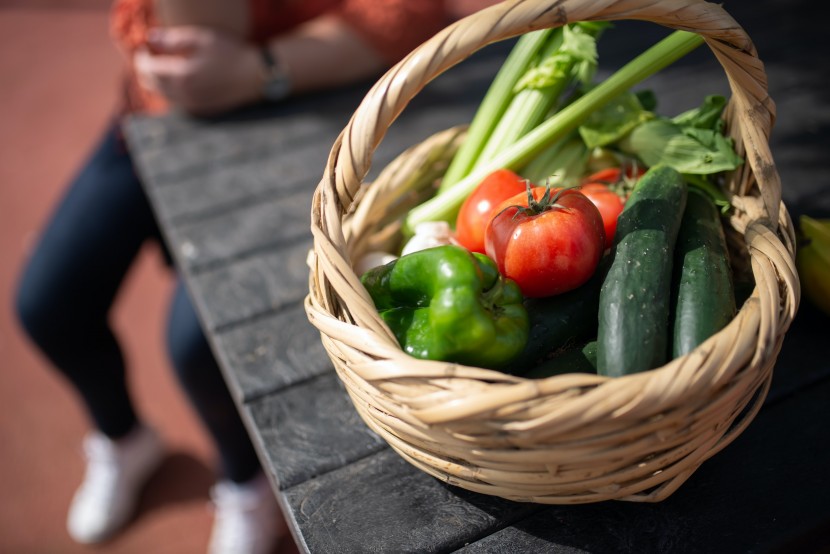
[
  {"xmin": 0, "ymin": 4, "xmax": 246, "ymax": 553},
  {"xmin": 0, "ymin": 2, "xmax": 498, "ymax": 552}
]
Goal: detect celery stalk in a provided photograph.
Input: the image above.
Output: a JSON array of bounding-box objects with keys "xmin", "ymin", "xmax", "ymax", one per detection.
[
  {"xmin": 473, "ymin": 23, "xmax": 605, "ymax": 171},
  {"xmin": 475, "ymin": 83, "xmax": 560, "ymax": 168},
  {"xmin": 405, "ymin": 30, "xmax": 705, "ymax": 231},
  {"xmin": 471, "ymin": 30, "xmax": 565, "ymax": 171},
  {"xmin": 522, "ymin": 133, "xmax": 589, "ymax": 186},
  {"xmin": 438, "ymin": 29, "xmax": 556, "ymax": 192}
]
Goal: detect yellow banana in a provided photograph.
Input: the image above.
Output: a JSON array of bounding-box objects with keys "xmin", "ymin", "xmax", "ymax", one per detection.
[{"xmin": 796, "ymin": 215, "xmax": 830, "ymax": 315}]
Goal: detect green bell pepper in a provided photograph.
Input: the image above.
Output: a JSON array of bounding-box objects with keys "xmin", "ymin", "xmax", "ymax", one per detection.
[{"xmin": 360, "ymin": 245, "xmax": 529, "ymax": 368}]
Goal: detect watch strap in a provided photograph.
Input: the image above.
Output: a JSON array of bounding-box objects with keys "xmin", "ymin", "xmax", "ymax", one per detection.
[{"xmin": 260, "ymin": 46, "xmax": 292, "ymax": 102}]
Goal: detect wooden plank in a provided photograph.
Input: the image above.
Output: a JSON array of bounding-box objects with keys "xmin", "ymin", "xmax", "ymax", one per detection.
[
  {"xmin": 125, "ymin": 87, "xmax": 368, "ymax": 180},
  {"xmin": 189, "ymin": 241, "xmax": 312, "ymax": 331},
  {"xmin": 148, "ymin": 145, "xmax": 332, "ymax": 223},
  {"xmin": 164, "ymin": 191, "xmax": 311, "ymax": 272},
  {"xmin": 281, "ymin": 448, "xmax": 541, "ymax": 554},
  {"xmin": 210, "ymin": 303, "xmax": 332, "ymax": 402},
  {"xmin": 244, "ymin": 372, "xmax": 389, "ymax": 490},
  {"xmin": 459, "ymin": 377, "xmax": 830, "ymax": 553}
]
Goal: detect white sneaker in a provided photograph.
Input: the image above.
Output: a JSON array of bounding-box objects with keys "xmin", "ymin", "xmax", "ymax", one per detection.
[
  {"xmin": 66, "ymin": 425, "xmax": 165, "ymax": 544},
  {"xmin": 208, "ymin": 472, "xmax": 285, "ymax": 554}
]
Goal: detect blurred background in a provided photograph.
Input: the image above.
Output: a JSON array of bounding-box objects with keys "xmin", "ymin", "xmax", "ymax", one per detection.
[
  {"xmin": 0, "ymin": 1, "xmax": 217, "ymax": 552},
  {"xmin": 0, "ymin": 1, "xmax": 497, "ymax": 553}
]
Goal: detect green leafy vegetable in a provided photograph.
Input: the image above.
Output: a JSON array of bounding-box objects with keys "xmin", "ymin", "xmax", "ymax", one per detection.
[
  {"xmin": 671, "ymin": 94, "xmax": 728, "ymax": 129},
  {"xmin": 578, "ymin": 91, "xmax": 654, "ymax": 149},
  {"xmin": 618, "ymin": 115, "xmax": 743, "ymax": 175},
  {"xmin": 513, "ymin": 23, "xmax": 606, "ymax": 91}
]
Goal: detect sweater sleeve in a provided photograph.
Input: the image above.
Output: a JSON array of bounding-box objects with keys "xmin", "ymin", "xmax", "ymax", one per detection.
[
  {"xmin": 110, "ymin": 0, "xmax": 170, "ymax": 114},
  {"xmin": 333, "ymin": 0, "xmax": 449, "ymax": 64}
]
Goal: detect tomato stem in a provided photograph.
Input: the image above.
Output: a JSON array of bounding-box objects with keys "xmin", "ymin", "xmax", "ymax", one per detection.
[{"xmin": 512, "ymin": 182, "xmax": 572, "ymax": 218}]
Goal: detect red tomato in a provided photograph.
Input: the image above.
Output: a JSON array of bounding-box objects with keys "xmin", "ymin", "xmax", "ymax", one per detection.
[
  {"xmin": 455, "ymin": 169, "xmax": 528, "ymax": 254},
  {"xmin": 485, "ymin": 186, "xmax": 605, "ymax": 298},
  {"xmin": 579, "ymin": 165, "xmax": 645, "ymax": 248},
  {"xmin": 579, "ymin": 183, "xmax": 624, "ymax": 249},
  {"xmin": 583, "ymin": 165, "xmax": 645, "ymax": 186}
]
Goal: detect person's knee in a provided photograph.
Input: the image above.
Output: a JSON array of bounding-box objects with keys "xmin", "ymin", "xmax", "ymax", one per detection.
[{"xmin": 15, "ymin": 272, "xmax": 62, "ymax": 348}]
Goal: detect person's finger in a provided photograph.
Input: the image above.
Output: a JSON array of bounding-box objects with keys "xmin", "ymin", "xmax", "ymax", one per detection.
[
  {"xmin": 135, "ymin": 50, "xmax": 191, "ymax": 80},
  {"xmin": 146, "ymin": 26, "xmax": 211, "ymax": 55},
  {"xmin": 133, "ymin": 47, "xmax": 162, "ymax": 92},
  {"xmin": 134, "ymin": 49, "xmax": 195, "ymax": 104}
]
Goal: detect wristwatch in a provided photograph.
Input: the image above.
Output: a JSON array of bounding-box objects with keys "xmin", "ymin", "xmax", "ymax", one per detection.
[{"xmin": 260, "ymin": 46, "xmax": 292, "ymax": 102}]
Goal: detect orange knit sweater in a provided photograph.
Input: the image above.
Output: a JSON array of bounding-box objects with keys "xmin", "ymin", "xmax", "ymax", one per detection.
[{"xmin": 110, "ymin": 0, "xmax": 448, "ymax": 114}]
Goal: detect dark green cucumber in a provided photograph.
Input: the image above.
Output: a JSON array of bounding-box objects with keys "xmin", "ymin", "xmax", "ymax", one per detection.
[
  {"xmin": 597, "ymin": 165, "xmax": 688, "ymax": 377},
  {"xmin": 502, "ymin": 258, "xmax": 609, "ymax": 375},
  {"xmin": 671, "ymin": 187, "xmax": 736, "ymax": 357},
  {"xmin": 523, "ymin": 340, "xmax": 598, "ymax": 379}
]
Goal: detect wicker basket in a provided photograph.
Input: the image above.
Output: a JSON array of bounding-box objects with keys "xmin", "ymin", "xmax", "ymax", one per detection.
[{"xmin": 305, "ymin": 0, "xmax": 800, "ymax": 504}]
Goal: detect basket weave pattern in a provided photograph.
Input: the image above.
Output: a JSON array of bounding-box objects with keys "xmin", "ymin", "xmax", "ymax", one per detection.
[{"xmin": 305, "ymin": 0, "xmax": 800, "ymax": 503}]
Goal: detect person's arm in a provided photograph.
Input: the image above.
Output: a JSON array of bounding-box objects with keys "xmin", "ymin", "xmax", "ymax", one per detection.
[
  {"xmin": 134, "ymin": 5, "xmax": 385, "ymax": 116},
  {"xmin": 134, "ymin": 27, "xmax": 263, "ymax": 115},
  {"xmin": 266, "ymin": 14, "xmax": 385, "ymax": 96}
]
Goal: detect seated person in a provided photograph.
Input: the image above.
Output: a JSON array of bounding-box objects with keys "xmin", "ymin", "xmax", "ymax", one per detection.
[{"xmin": 15, "ymin": 0, "xmax": 449, "ymax": 552}]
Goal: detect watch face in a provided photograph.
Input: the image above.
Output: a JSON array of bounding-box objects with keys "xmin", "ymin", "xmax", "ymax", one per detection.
[
  {"xmin": 260, "ymin": 46, "xmax": 292, "ymax": 102},
  {"xmin": 264, "ymin": 74, "xmax": 291, "ymax": 101}
]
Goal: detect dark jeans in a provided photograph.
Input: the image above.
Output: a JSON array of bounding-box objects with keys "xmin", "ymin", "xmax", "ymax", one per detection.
[{"xmin": 15, "ymin": 122, "xmax": 260, "ymax": 483}]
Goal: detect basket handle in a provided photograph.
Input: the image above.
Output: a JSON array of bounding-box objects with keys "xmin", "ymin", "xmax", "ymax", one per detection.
[{"xmin": 318, "ymin": 0, "xmax": 780, "ymax": 226}]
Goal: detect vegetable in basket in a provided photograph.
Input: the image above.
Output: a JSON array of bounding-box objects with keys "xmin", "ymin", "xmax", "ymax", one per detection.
[
  {"xmin": 389, "ymin": 21, "xmax": 748, "ymax": 377},
  {"xmin": 796, "ymin": 215, "xmax": 830, "ymax": 316},
  {"xmin": 597, "ymin": 165, "xmax": 688, "ymax": 377},
  {"xmin": 502, "ymin": 255, "xmax": 610, "ymax": 374},
  {"xmin": 511, "ymin": 171, "xmax": 739, "ymax": 378},
  {"xmin": 578, "ymin": 166, "xmax": 644, "ymax": 247},
  {"xmin": 360, "ymin": 245, "xmax": 529, "ymax": 368},
  {"xmin": 523, "ymin": 340, "xmax": 599, "ymax": 379},
  {"xmin": 485, "ymin": 184, "xmax": 605, "ymax": 298},
  {"xmin": 439, "ymin": 22, "xmax": 608, "ymax": 194},
  {"xmin": 670, "ymin": 187, "xmax": 737, "ymax": 357},
  {"xmin": 405, "ymin": 29, "xmax": 705, "ymax": 232},
  {"xmin": 454, "ymin": 168, "xmax": 528, "ymax": 254}
]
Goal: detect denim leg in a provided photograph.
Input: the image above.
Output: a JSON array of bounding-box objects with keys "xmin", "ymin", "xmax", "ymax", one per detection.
[
  {"xmin": 166, "ymin": 280, "xmax": 262, "ymax": 483},
  {"xmin": 15, "ymin": 123, "xmax": 160, "ymax": 439}
]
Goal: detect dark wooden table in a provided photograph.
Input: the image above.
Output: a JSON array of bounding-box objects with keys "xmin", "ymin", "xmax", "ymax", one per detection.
[{"xmin": 125, "ymin": 2, "xmax": 830, "ymax": 552}]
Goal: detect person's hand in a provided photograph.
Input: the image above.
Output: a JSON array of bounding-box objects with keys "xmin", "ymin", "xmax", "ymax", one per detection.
[{"xmin": 134, "ymin": 26, "xmax": 263, "ymax": 116}]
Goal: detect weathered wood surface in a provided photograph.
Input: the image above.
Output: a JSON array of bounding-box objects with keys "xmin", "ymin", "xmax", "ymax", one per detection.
[{"xmin": 125, "ymin": 2, "xmax": 830, "ymax": 552}]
